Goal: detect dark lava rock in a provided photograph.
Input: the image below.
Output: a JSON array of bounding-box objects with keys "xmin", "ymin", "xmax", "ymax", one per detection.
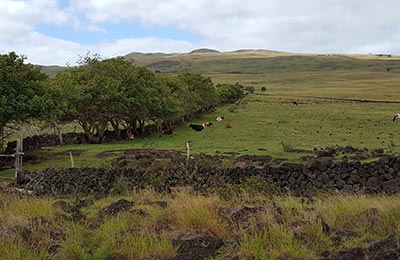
[
  {"xmin": 382, "ymin": 179, "xmax": 400, "ymax": 194},
  {"xmin": 53, "ymin": 200, "xmax": 85, "ymax": 221},
  {"xmin": 230, "ymin": 206, "xmax": 265, "ymax": 228},
  {"xmin": 320, "ymin": 247, "xmax": 366, "ymax": 260},
  {"xmin": 74, "ymin": 198, "xmax": 94, "ymax": 209},
  {"xmin": 130, "ymin": 209, "xmax": 150, "ymax": 217},
  {"xmin": 321, "ymin": 238, "xmax": 400, "ymax": 260},
  {"xmin": 173, "ymin": 236, "xmax": 224, "ymax": 260},
  {"xmin": 368, "ymin": 239, "xmax": 400, "ymax": 260},
  {"xmin": 99, "ymin": 199, "xmax": 134, "ymax": 218}
]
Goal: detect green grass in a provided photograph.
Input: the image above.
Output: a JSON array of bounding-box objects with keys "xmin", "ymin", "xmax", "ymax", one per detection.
[
  {"xmin": 4, "ymin": 56, "xmax": 400, "ymax": 174},
  {"xmin": 2, "ymin": 91, "xmax": 400, "ymax": 174}
]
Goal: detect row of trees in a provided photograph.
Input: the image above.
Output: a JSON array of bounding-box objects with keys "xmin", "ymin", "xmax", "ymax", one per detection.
[{"xmin": 0, "ymin": 52, "xmax": 247, "ymax": 149}]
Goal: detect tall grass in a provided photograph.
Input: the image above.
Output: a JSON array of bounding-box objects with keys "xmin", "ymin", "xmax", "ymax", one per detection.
[
  {"xmin": 119, "ymin": 233, "xmax": 177, "ymax": 260},
  {"xmin": 0, "ymin": 238, "xmax": 54, "ymax": 260},
  {"xmin": 238, "ymin": 224, "xmax": 312, "ymax": 259},
  {"xmin": 172, "ymin": 194, "xmax": 227, "ymax": 238},
  {"xmin": 315, "ymin": 195, "xmax": 400, "ymax": 238},
  {"xmin": 56, "ymin": 222, "xmax": 91, "ymax": 260}
]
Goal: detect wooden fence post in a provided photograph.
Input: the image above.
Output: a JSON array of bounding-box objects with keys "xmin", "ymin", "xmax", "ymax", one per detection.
[
  {"xmin": 15, "ymin": 137, "xmax": 24, "ymax": 181},
  {"xmin": 69, "ymin": 151, "xmax": 75, "ymax": 168},
  {"xmin": 186, "ymin": 141, "xmax": 192, "ymax": 166}
]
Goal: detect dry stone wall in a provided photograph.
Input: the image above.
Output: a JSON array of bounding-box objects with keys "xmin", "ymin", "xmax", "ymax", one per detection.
[{"xmin": 16, "ymin": 156, "xmax": 400, "ymax": 196}]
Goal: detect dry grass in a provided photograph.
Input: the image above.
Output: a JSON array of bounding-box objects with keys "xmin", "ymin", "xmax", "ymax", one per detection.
[{"xmin": 0, "ymin": 190, "xmax": 399, "ymax": 259}]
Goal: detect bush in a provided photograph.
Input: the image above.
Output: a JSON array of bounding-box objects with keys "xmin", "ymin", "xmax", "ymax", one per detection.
[
  {"xmin": 216, "ymin": 83, "xmax": 245, "ymax": 104},
  {"xmin": 244, "ymin": 86, "xmax": 255, "ymax": 93},
  {"xmin": 261, "ymin": 86, "xmax": 267, "ymax": 92}
]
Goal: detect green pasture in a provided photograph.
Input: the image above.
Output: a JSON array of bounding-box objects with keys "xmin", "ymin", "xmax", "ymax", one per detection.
[
  {"xmin": 2, "ymin": 93, "xmax": 399, "ymax": 176},
  {"xmin": 2, "ymin": 66, "xmax": 400, "ymax": 176},
  {"xmin": 208, "ymin": 70, "xmax": 400, "ymax": 101}
]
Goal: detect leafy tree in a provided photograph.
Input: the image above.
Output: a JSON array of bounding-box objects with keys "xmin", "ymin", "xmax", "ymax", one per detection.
[
  {"xmin": 53, "ymin": 54, "xmax": 123, "ymax": 143},
  {"xmin": 176, "ymin": 73, "xmax": 218, "ymax": 116},
  {"xmin": 0, "ymin": 52, "xmax": 54, "ymax": 151},
  {"xmin": 216, "ymin": 82, "xmax": 245, "ymax": 104}
]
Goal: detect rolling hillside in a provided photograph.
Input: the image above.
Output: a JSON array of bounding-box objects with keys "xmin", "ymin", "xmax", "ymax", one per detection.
[
  {"xmin": 124, "ymin": 49, "xmax": 400, "ymax": 74},
  {"xmin": 39, "ymin": 49, "xmax": 400, "ymax": 76}
]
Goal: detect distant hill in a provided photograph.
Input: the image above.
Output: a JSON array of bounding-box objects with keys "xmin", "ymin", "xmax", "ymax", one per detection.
[
  {"xmin": 35, "ymin": 65, "xmax": 67, "ymax": 77},
  {"xmin": 37, "ymin": 49, "xmax": 400, "ymax": 76},
  {"xmin": 124, "ymin": 49, "xmax": 400, "ymax": 74},
  {"xmin": 189, "ymin": 48, "xmax": 220, "ymax": 54}
]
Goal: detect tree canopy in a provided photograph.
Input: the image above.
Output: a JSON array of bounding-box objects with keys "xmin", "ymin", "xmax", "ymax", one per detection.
[
  {"xmin": 3, "ymin": 52, "xmax": 248, "ymax": 145},
  {"xmin": 0, "ymin": 52, "xmax": 54, "ymax": 151}
]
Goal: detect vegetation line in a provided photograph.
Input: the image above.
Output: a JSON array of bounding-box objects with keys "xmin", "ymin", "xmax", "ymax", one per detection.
[{"xmin": 296, "ymin": 95, "xmax": 400, "ymax": 104}]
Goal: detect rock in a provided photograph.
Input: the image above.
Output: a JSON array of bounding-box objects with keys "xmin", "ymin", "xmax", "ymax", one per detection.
[
  {"xmin": 173, "ymin": 235, "xmax": 224, "ymax": 260},
  {"xmin": 53, "ymin": 200, "xmax": 85, "ymax": 221},
  {"xmin": 336, "ymin": 179, "xmax": 345, "ymax": 189},
  {"xmin": 382, "ymin": 179, "xmax": 400, "ymax": 194},
  {"xmin": 383, "ymin": 174, "xmax": 393, "ymax": 180},
  {"xmin": 130, "ymin": 209, "xmax": 150, "ymax": 217},
  {"xmin": 99, "ymin": 199, "xmax": 134, "ymax": 218},
  {"xmin": 350, "ymin": 174, "xmax": 361, "ymax": 183},
  {"xmin": 366, "ymin": 176, "xmax": 380, "ymax": 192}
]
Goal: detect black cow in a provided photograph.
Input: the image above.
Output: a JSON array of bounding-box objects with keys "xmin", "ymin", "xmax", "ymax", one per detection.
[
  {"xmin": 189, "ymin": 124, "xmax": 204, "ymax": 131},
  {"xmin": 162, "ymin": 127, "xmax": 173, "ymax": 135}
]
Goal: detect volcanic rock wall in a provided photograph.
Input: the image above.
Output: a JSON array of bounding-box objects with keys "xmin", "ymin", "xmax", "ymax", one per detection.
[{"xmin": 16, "ymin": 156, "xmax": 400, "ymax": 196}]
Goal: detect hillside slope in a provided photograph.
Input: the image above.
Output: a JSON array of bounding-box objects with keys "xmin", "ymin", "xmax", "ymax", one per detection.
[
  {"xmin": 124, "ymin": 49, "xmax": 400, "ymax": 74},
  {"xmin": 38, "ymin": 49, "xmax": 400, "ymax": 76}
]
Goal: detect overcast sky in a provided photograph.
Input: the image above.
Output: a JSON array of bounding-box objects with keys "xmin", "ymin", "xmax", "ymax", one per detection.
[{"xmin": 1, "ymin": 0, "xmax": 399, "ymax": 65}]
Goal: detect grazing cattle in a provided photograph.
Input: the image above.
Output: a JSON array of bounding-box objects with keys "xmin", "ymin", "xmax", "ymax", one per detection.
[
  {"xmin": 393, "ymin": 114, "xmax": 400, "ymax": 122},
  {"xmin": 202, "ymin": 121, "xmax": 214, "ymax": 128},
  {"xmin": 216, "ymin": 116, "xmax": 225, "ymax": 122},
  {"xmin": 226, "ymin": 122, "xmax": 232, "ymax": 128},
  {"xmin": 162, "ymin": 127, "xmax": 173, "ymax": 135},
  {"xmin": 189, "ymin": 124, "xmax": 204, "ymax": 131},
  {"xmin": 293, "ymin": 101, "xmax": 298, "ymax": 105},
  {"xmin": 127, "ymin": 131, "xmax": 134, "ymax": 140}
]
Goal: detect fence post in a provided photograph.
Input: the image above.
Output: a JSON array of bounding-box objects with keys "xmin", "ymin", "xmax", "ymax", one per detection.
[
  {"xmin": 69, "ymin": 151, "xmax": 75, "ymax": 168},
  {"xmin": 15, "ymin": 137, "xmax": 23, "ymax": 181},
  {"xmin": 186, "ymin": 141, "xmax": 190, "ymax": 165}
]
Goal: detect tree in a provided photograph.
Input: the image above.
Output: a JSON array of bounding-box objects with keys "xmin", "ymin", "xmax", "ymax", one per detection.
[
  {"xmin": 53, "ymin": 54, "xmax": 123, "ymax": 143},
  {"xmin": 0, "ymin": 52, "xmax": 54, "ymax": 152},
  {"xmin": 176, "ymin": 73, "xmax": 218, "ymax": 116},
  {"xmin": 216, "ymin": 82, "xmax": 245, "ymax": 104}
]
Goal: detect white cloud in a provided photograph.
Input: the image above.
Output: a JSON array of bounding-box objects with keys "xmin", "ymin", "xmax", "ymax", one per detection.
[
  {"xmin": 1, "ymin": 0, "xmax": 400, "ymax": 65},
  {"xmin": 2, "ymin": 31, "xmax": 196, "ymax": 65}
]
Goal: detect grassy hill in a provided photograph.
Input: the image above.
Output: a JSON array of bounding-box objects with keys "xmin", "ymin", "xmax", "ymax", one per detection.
[
  {"xmin": 125, "ymin": 49, "xmax": 400, "ymax": 74},
  {"xmin": 38, "ymin": 49, "xmax": 400, "ymax": 76}
]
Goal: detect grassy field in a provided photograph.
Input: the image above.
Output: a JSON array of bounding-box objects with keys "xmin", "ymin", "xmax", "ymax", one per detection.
[
  {"xmin": 1, "ymin": 51, "xmax": 400, "ymax": 259},
  {"xmin": 2, "ymin": 67, "xmax": 400, "ymax": 176},
  {"xmin": 1, "ymin": 92, "xmax": 399, "ymax": 176}
]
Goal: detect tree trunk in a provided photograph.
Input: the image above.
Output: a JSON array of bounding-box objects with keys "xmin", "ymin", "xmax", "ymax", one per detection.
[
  {"xmin": 52, "ymin": 121, "xmax": 63, "ymax": 145},
  {"xmin": 0, "ymin": 123, "xmax": 4, "ymax": 153},
  {"xmin": 139, "ymin": 119, "xmax": 145, "ymax": 136},
  {"xmin": 110, "ymin": 120, "xmax": 121, "ymax": 140}
]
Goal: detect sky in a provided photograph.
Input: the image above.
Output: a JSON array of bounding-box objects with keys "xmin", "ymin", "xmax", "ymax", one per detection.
[{"xmin": 0, "ymin": 0, "xmax": 399, "ymax": 66}]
